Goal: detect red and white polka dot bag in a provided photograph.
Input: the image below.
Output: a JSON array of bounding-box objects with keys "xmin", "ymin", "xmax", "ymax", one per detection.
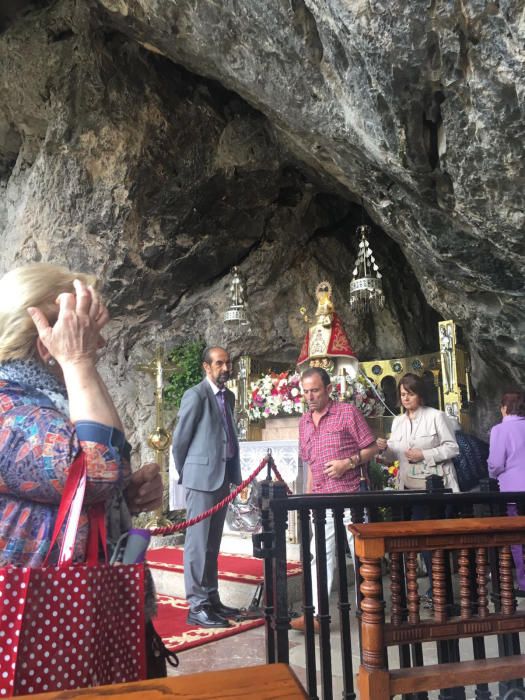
[{"xmin": 0, "ymin": 452, "xmax": 146, "ymax": 697}]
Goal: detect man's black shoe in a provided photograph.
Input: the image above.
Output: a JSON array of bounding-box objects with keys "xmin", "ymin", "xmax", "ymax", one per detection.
[
  {"xmin": 187, "ymin": 605, "xmax": 231, "ymax": 628},
  {"xmin": 209, "ymin": 600, "xmax": 241, "ymax": 618}
]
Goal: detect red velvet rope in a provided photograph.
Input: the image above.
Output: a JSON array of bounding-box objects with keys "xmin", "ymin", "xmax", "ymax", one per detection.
[{"xmin": 148, "ymin": 456, "xmax": 292, "ymax": 537}]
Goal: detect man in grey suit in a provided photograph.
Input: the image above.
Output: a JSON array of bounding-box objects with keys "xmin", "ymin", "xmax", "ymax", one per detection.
[{"xmin": 172, "ymin": 346, "xmax": 242, "ymax": 628}]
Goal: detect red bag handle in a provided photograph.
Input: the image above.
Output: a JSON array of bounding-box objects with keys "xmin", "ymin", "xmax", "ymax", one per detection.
[
  {"xmin": 86, "ymin": 502, "xmax": 108, "ymax": 565},
  {"xmin": 44, "ymin": 451, "xmax": 109, "ymax": 567},
  {"xmin": 43, "ymin": 451, "xmax": 87, "ymax": 566}
]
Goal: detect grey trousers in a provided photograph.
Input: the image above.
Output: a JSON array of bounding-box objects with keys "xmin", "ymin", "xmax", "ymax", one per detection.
[{"xmin": 184, "ymin": 479, "xmax": 230, "ymax": 609}]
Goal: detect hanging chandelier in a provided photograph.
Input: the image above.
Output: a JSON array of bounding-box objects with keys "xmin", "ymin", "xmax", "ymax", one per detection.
[
  {"xmin": 223, "ymin": 266, "xmax": 249, "ymax": 326},
  {"xmin": 349, "ymin": 224, "xmax": 385, "ymax": 315}
]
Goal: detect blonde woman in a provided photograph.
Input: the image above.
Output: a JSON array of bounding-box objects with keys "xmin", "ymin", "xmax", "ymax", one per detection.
[{"xmin": 0, "ymin": 263, "xmax": 162, "ymax": 567}]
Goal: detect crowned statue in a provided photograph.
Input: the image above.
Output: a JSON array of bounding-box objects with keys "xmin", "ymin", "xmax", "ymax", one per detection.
[{"xmin": 297, "ymin": 281, "xmax": 358, "ymax": 379}]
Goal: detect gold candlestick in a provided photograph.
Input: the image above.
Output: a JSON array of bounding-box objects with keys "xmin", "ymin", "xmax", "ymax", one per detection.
[{"xmin": 135, "ymin": 347, "xmax": 179, "ymax": 527}]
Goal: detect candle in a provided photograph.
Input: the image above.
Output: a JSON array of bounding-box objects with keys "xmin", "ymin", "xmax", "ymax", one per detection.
[{"xmin": 340, "ymin": 370, "xmax": 346, "ymax": 398}]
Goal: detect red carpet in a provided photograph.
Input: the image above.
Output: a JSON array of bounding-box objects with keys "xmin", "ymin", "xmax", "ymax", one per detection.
[
  {"xmin": 147, "ymin": 546, "xmax": 302, "ymax": 584},
  {"xmin": 154, "ymin": 594, "xmax": 265, "ymax": 652}
]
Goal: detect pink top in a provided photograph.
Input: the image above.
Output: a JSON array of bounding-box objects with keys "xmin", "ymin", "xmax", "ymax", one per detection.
[{"xmin": 299, "ymin": 400, "xmax": 375, "ymax": 494}]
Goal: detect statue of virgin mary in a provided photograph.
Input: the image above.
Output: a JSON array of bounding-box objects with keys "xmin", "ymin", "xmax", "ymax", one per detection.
[{"xmin": 297, "ymin": 281, "xmax": 359, "ymax": 379}]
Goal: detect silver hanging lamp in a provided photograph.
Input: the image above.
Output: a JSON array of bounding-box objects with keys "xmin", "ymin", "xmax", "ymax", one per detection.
[
  {"xmin": 224, "ymin": 266, "xmax": 249, "ymax": 326},
  {"xmin": 349, "ymin": 224, "xmax": 385, "ymax": 315}
]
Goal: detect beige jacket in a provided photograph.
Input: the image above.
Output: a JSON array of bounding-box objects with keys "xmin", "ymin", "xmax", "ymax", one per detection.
[{"xmin": 384, "ymin": 406, "xmax": 460, "ymax": 492}]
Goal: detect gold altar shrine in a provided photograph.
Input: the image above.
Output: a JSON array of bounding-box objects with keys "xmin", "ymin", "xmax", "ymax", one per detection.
[
  {"xmin": 234, "ymin": 318, "xmax": 473, "ymax": 439},
  {"xmin": 360, "ymin": 320, "xmax": 472, "ymax": 428}
]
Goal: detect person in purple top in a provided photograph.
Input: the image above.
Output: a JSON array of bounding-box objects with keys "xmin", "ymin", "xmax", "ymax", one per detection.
[{"xmin": 488, "ymin": 389, "xmax": 525, "ymax": 594}]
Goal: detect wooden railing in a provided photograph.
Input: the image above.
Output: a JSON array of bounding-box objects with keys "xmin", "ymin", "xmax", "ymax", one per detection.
[
  {"xmin": 254, "ymin": 481, "xmax": 525, "ymax": 700},
  {"xmin": 350, "ymin": 517, "xmax": 525, "ymax": 700}
]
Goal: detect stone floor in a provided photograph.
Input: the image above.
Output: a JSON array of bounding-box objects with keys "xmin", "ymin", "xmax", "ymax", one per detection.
[{"xmin": 164, "ymin": 536, "xmax": 525, "ymax": 699}]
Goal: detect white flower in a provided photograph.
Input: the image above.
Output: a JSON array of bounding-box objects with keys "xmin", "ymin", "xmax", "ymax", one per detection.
[{"xmin": 282, "ymin": 400, "xmax": 293, "ymax": 413}]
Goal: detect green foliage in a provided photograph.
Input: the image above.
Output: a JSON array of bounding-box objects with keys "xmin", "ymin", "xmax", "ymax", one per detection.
[
  {"xmin": 368, "ymin": 459, "xmax": 387, "ymax": 491},
  {"xmin": 167, "ymin": 509, "xmax": 187, "ymax": 524},
  {"xmin": 367, "ymin": 459, "xmax": 395, "ymax": 521},
  {"xmin": 164, "ymin": 340, "xmax": 206, "ymax": 409}
]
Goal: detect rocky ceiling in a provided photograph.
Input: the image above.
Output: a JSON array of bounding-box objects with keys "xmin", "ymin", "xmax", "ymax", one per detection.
[{"xmin": 0, "ymin": 0, "xmax": 523, "ymax": 445}]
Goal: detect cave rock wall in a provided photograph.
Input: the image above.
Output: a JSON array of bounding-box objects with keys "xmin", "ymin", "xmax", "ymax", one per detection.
[{"xmin": 0, "ymin": 0, "xmax": 523, "ymax": 446}]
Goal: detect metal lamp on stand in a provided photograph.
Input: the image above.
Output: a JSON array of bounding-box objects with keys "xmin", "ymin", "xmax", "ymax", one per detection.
[
  {"xmin": 223, "ymin": 266, "xmax": 250, "ymax": 327},
  {"xmin": 349, "ymin": 224, "xmax": 385, "ymax": 315},
  {"xmin": 223, "ymin": 266, "xmax": 251, "ymax": 441}
]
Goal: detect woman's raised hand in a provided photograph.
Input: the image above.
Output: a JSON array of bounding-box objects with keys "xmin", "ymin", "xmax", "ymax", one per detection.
[{"xmin": 28, "ymin": 279, "xmax": 109, "ymax": 368}]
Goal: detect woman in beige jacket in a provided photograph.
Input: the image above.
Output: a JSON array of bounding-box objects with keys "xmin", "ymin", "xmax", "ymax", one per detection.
[
  {"xmin": 377, "ymin": 373, "xmax": 459, "ymax": 604},
  {"xmin": 377, "ymin": 373, "xmax": 459, "ymax": 492}
]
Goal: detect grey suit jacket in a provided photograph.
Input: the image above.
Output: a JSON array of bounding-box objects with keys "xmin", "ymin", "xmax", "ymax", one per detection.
[{"xmin": 172, "ymin": 379, "xmax": 241, "ymax": 492}]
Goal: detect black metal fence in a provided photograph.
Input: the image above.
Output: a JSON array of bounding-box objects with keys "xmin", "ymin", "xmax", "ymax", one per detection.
[{"xmin": 253, "ymin": 479, "xmax": 525, "ymax": 700}]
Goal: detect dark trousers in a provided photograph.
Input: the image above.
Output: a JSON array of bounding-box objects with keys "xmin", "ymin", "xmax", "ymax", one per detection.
[
  {"xmin": 508, "ymin": 503, "xmax": 525, "ymax": 590},
  {"xmin": 411, "ymin": 504, "xmax": 433, "ymax": 594},
  {"xmin": 412, "ymin": 502, "xmax": 454, "ymax": 597},
  {"xmin": 184, "ymin": 478, "xmax": 230, "ymax": 608},
  {"xmin": 184, "ymin": 461, "xmax": 237, "ymax": 609}
]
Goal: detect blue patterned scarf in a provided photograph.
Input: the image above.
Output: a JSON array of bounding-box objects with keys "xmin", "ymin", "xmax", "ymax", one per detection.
[{"xmin": 0, "ymin": 359, "xmax": 69, "ymax": 415}]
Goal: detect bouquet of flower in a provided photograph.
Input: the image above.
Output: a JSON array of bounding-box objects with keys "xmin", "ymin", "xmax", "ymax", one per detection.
[
  {"xmin": 383, "ymin": 460, "xmax": 400, "ymax": 489},
  {"xmin": 335, "ymin": 374, "xmax": 385, "ymax": 417},
  {"xmin": 248, "ymin": 371, "xmax": 304, "ymax": 420}
]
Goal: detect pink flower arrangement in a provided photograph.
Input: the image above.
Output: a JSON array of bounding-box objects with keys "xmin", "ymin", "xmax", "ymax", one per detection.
[
  {"xmin": 248, "ymin": 371, "xmax": 304, "ymax": 420},
  {"xmin": 335, "ymin": 376, "xmax": 384, "ymax": 418}
]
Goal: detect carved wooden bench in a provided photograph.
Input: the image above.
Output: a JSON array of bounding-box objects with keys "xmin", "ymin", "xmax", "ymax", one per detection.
[{"xmin": 350, "ymin": 516, "xmax": 525, "ymax": 699}]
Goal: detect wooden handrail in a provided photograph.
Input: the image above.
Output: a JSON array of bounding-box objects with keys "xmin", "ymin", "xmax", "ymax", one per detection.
[
  {"xmin": 16, "ymin": 663, "xmax": 307, "ymax": 699},
  {"xmin": 390, "ymin": 655, "xmax": 525, "ymax": 695},
  {"xmin": 350, "ymin": 516, "xmax": 525, "ymax": 558},
  {"xmin": 350, "ymin": 515, "xmax": 525, "ymax": 543}
]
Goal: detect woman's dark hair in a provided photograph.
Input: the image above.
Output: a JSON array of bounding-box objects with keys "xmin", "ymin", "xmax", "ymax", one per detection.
[
  {"xmin": 501, "ymin": 390, "xmax": 525, "ymax": 417},
  {"xmin": 398, "ymin": 372, "xmax": 426, "ymax": 405}
]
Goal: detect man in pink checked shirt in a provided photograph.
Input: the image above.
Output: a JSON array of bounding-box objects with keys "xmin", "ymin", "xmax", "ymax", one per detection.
[{"xmin": 291, "ymin": 366, "xmax": 378, "ymax": 633}]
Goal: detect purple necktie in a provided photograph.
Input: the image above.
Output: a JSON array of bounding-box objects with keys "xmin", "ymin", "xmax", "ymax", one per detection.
[{"xmin": 218, "ymin": 390, "xmax": 236, "ymax": 459}]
